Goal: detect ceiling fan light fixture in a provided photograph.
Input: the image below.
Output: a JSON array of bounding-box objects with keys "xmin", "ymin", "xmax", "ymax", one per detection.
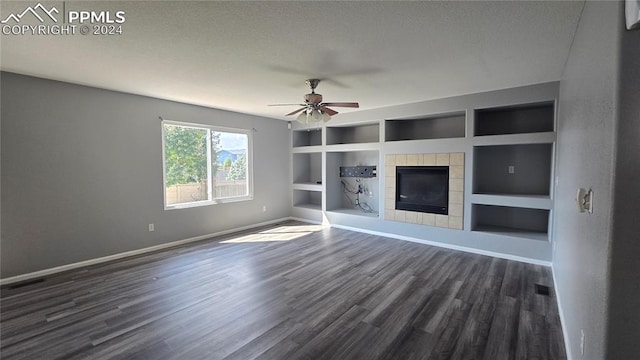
[
  {"xmin": 296, "ymin": 111, "xmax": 309, "ymax": 124},
  {"xmin": 295, "ymin": 108, "xmax": 332, "ymax": 125},
  {"xmin": 311, "ymin": 109, "xmax": 323, "ymax": 122},
  {"xmin": 321, "ymin": 111, "xmax": 331, "ymax": 122}
]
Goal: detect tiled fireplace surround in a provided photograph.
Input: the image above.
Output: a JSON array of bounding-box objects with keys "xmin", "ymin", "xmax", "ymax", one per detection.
[{"xmin": 384, "ymin": 152, "xmax": 464, "ymax": 230}]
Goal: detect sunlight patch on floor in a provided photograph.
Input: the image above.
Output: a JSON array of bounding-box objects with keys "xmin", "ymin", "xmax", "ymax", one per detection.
[
  {"xmin": 220, "ymin": 224, "xmax": 324, "ymax": 243},
  {"xmin": 261, "ymin": 225, "xmax": 324, "ymax": 234}
]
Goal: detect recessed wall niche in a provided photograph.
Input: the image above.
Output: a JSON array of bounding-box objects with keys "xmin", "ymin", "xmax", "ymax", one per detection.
[{"xmin": 384, "ymin": 152, "xmax": 464, "ymax": 230}]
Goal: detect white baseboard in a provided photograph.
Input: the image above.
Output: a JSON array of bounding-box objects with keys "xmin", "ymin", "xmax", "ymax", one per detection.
[
  {"xmin": 0, "ymin": 217, "xmax": 292, "ymax": 286},
  {"xmin": 288, "ymin": 217, "xmax": 324, "ymax": 225},
  {"xmin": 552, "ymin": 265, "xmax": 573, "ymax": 360},
  {"xmin": 329, "ymin": 223, "xmax": 553, "ymax": 267}
]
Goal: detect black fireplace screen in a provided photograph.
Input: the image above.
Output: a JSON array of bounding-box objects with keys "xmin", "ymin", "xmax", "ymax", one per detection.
[{"xmin": 395, "ymin": 166, "xmax": 449, "ymax": 215}]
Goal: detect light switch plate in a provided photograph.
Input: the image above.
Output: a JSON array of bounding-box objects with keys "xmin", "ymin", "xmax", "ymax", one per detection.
[{"xmin": 576, "ymin": 188, "xmax": 593, "ymax": 214}]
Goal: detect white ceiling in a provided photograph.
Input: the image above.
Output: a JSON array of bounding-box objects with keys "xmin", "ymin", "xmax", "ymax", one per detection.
[{"xmin": 1, "ymin": 1, "xmax": 584, "ymax": 120}]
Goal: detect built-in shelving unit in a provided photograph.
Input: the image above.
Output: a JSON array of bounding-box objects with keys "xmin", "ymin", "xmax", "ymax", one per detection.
[
  {"xmin": 471, "ymin": 100, "xmax": 556, "ymax": 242},
  {"xmin": 290, "ymin": 82, "xmax": 558, "ymax": 261},
  {"xmin": 291, "ymin": 128, "xmax": 323, "ymax": 221},
  {"xmin": 385, "ymin": 112, "xmax": 466, "ymax": 142}
]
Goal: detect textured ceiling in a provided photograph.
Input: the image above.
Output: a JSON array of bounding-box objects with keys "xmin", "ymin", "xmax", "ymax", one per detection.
[{"xmin": 1, "ymin": 1, "xmax": 584, "ymax": 120}]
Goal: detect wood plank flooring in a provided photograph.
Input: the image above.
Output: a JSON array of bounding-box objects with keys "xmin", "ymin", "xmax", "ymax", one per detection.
[{"xmin": 0, "ymin": 221, "xmax": 566, "ymax": 359}]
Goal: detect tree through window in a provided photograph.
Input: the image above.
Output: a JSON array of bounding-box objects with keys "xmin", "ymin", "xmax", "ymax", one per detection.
[{"xmin": 162, "ymin": 121, "xmax": 252, "ymax": 208}]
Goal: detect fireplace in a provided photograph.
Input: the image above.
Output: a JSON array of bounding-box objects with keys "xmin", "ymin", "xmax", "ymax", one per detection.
[
  {"xmin": 395, "ymin": 166, "xmax": 449, "ymax": 215},
  {"xmin": 385, "ymin": 152, "xmax": 464, "ymax": 229}
]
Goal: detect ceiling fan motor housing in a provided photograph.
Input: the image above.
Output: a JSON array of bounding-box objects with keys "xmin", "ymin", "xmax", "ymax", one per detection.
[{"xmin": 304, "ymin": 93, "xmax": 323, "ymax": 104}]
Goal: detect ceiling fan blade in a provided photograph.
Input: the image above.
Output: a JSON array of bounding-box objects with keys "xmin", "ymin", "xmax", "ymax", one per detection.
[
  {"xmin": 321, "ymin": 107, "xmax": 339, "ymax": 116},
  {"xmin": 269, "ymin": 103, "xmax": 304, "ymax": 106},
  {"xmin": 321, "ymin": 102, "xmax": 359, "ymax": 108},
  {"xmin": 285, "ymin": 107, "xmax": 307, "ymax": 116}
]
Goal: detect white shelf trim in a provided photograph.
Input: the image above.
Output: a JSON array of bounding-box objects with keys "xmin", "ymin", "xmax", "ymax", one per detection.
[
  {"xmin": 470, "ymin": 193, "xmax": 552, "ymax": 210},
  {"xmin": 324, "ymin": 143, "xmax": 381, "ymax": 152},
  {"xmin": 292, "ymin": 146, "xmax": 324, "ymax": 154},
  {"xmin": 326, "ymin": 208, "xmax": 379, "ymax": 218},
  {"xmin": 473, "ymin": 131, "xmax": 556, "ymax": 146},
  {"xmin": 292, "ymin": 183, "xmax": 322, "ymax": 191}
]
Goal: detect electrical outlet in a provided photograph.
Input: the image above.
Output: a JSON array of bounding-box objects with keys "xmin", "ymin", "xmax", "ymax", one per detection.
[
  {"xmin": 580, "ymin": 329, "xmax": 585, "ymax": 356},
  {"xmin": 262, "ymin": 205, "xmax": 267, "ymax": 212},
  {"xmin": 148, "ymin": 223, "xmax": 154, "ymax": 232},
  {"xmin": 508, "ymin": 165, "xmax": 515, "ymax": 174}
]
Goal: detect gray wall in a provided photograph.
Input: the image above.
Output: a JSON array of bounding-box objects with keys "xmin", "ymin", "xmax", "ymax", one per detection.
[
  {"xmin": 1, "ymin": 72, "xmax": 291, "ymax": 278},
  {"xmin": 607, "ymin": 12, "xmax": 640, "ymax": 359},
  {"xmin": 553, "ymin": 1, "xmax": 622, "ymax": 359}
]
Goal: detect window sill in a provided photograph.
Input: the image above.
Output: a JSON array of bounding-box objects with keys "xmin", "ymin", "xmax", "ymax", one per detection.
[{"xmin": 164, "ymin": 195, "xmax": 254, "ymax": 210}]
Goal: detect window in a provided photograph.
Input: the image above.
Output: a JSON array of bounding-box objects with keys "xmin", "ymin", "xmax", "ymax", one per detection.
[{"xmin": 162, "ymin": 120, "xmax": 252, "ymax": 209}]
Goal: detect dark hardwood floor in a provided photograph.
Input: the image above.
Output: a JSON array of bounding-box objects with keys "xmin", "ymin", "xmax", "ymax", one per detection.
[{"xmin": 0, "ymin": 221, "xmax": 566, "ymax": 359}]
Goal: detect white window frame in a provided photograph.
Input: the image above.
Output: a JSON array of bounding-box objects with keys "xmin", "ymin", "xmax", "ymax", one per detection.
[{"xmin": 161, "ymin": 120, "xmax": 254, "ymax": 210}]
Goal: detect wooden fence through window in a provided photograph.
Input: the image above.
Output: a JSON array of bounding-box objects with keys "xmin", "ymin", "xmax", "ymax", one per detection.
[{"xmin": 166, "ymin": 180, "xmax": 246, "ymax": 205}]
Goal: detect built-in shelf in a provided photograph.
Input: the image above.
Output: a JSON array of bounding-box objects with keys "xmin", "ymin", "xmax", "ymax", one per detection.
[
  {"xmin": 382, "ymin": 138, "xmax": 465, "ymax": 156},
  {"xmin": 292, "ymin": 152, "xmax": 322, "ymax": 184},
  {"xmin": 472, "ymin": 131, "xmax": 556, "ymax": 146},
  {"xmin": 470, "ymin": 193, "xmax": 552, "ymax": 210},
  {"xmin": 474, "ymin": 101, "xmax": 554, "ymax": 136},
  {"xmin": 327, "ymin": 208, "xmax": 379, "ymax": 218},
  {"xmin": 292, "ymin": 145, "xmax": 323, "ymax": 154},
  {"xmin": 292, "ymin": 128, "xmax": 322, "ymax": 147},
  {"xmin": 473, "ymin": 143, "xmax": 553, "ymax": 196},
  {"xmin": 293, "ymin": 203, "xmax": 322, "ymax": 211},
  {"xmin": 385, "ymin": 112, "xmax": 466, "ymax": 142},
  {"xmin": 326, "ymin": 123, "xmax": 379, "ymax": 145},
  {"xmin": 293, "ymin": 189, "xmax": 322, "ymax": 210},
  {"xmin": 292, "ymin": 183, "xmax": 322, "ymax": 191},
  {"xmin": 472, "ymin": 204, "xmax": 550, "ymax": 241},
  {"xmin": 472, "ymin": 225, "xmax": 548, "ymax": 242},
  {"xmin": 325, "ymin": 143, "xmax": 381, "ymax": 152}
]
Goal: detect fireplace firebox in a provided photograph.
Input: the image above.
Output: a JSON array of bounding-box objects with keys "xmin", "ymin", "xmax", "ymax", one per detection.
[{"xmin": 395, "ymin": 166, "xmax": 449, "ymax": 215}]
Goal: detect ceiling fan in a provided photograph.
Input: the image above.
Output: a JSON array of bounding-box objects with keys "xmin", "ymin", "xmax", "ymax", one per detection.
[{"xmin": 270, "ymin": 79, "xmax": 359, "ymax": 124}]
